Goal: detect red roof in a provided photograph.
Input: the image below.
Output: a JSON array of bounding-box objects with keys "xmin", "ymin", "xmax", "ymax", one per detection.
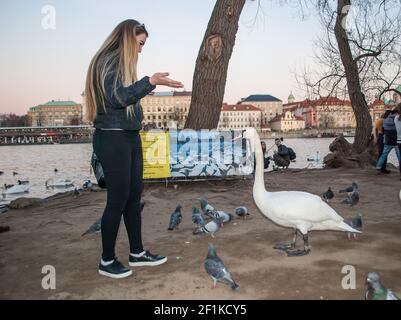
[
  {"xmin": 221, "ymin": 104, "xmax": 262, "ymax": 112},
  {"xmin": 270, "ymin": 113, "xmax": 305, "ymax": 123},
  {"xmin": 369, "ymin": 99, "xmax": 385, "ymax": 107},
  {"xmin": 283, "ymin": 97, "xmax": 352, "ymax": 108}
]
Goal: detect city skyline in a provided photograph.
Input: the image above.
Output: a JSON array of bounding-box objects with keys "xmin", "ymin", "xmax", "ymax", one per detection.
[{"xmin": 0, "ymin": 0, "xmax": 322, "ymax": 115}]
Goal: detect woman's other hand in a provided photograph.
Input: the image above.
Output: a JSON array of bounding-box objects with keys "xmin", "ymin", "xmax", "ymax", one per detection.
[{"xmin": 149, "ymin": 72, "xmax": 184, "ymax": 88}]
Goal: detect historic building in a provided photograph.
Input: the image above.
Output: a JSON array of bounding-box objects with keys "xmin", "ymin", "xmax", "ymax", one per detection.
[{"xmin": 27, "ymin": 100, "xmax": 83, "ymax": 126}]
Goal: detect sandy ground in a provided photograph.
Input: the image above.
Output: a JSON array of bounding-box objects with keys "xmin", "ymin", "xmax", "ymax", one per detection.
[{"xmin": 0, "ymin": 167, "xmax": 400, "ymax": 300}]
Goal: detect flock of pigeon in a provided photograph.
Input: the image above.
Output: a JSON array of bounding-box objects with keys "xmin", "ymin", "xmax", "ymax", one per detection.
[
  {"xmin": 322, "ymin": 182, "xmax": 362, "ymax": 240},
  {"xmin": 80, "ymin": 188, "xmax": 398, "ymax": 299},
  {"xmin": 167, "ymin": 195, "xmax": 248, "ymax": 290}
]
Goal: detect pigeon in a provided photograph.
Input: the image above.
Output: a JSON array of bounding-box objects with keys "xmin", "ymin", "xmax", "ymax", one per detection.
[
  {"xmin": 365, "ymin": 272, "xmax": 400, "ymax": 300},
  {"xmin": 342, "ymin": 190, "xmax": 359, "ymax": 207},
  {"xmin": 322, "ymin": 187, "xmax": 334, "ymax": 203},
  {"xmin": 193, "ymin": 216, "xmax": 223, "ymax": 238},
  {"xmin": 199, "ymin": 196, "xmax": 215, "ymax": 215},
  {"xmin": 339, "ymin": 182, "xmax": 358, "ymax": 194},
  {"xmin": 81, "ymin": 217, "xmax": 101, "ymax": 236},
  {"xmin": 235, "ymin": 206, "xmax": 250, "ymax": 219},
  {"xmin": 204, "ymin": 243, "xmax": 239, "ymax": 290},
  {"xmin": 168, "ymin": 205, "xmax": 182, "ymax": 230},
  {"xmin": 17, "ymin": 180, "xmax": 29, "ymax": 185},
  {"xmin": 73, "ymin": 187, "xmax": 81, "ymax": 197},
  {"xmin": 12, "ymin": 171, "xmax": 18, "ymax": 176},
  {"xmin": 345, "ymin": 213, "xmax": 362, "ymax": 240},
  {"xmin": 192, "ymin": 206, "xmax": 205, "ymax": 228},
  {"xmin": 208, "ymin": 210, "xmax": 234, "ymax": 226},
  {"xmin": 83, "ymin": 180, "xmax": 93, "ymax": 190}
]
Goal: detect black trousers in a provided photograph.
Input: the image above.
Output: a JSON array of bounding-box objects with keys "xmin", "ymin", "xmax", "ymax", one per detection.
[
  {"xmin": 93, "ymin": 129, "xmax": 144, "ymax": 261},
  {"xmin": 377, "ymin": 133, "xmax": 387, "ymax": 171}
]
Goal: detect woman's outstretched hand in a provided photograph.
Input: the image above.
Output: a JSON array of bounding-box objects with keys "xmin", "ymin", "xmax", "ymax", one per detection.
[{"xmin": 149, "ymin": 72, "xmax": 184, "ymax": 88}]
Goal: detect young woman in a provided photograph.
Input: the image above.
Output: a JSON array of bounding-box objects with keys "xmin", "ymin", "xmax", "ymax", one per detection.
[{"xmin": 85, "ymin": 19, "xmax": 183, "ymax": 279}]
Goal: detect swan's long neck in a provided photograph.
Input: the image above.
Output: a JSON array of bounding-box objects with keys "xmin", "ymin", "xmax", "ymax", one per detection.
[{"xmin": 252, "ymin": 130, "xmax": 267, "ymax": 193}]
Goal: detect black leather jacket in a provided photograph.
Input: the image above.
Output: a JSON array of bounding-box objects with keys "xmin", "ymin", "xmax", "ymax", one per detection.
[{"xmin": 93, "ymin": 70, "xmax": 156, "ymax": 131}]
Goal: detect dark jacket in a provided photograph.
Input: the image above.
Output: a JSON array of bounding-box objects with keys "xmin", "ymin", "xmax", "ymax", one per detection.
[
  {"xmin": 383, "ymin": 115, "xmax": 398, "ymax": 146},
  {"xmin": 277, "ymin": 145, "xmax": 290, "ymax": 158},
  {"xmin": 93, "ymin": 70, "xmax": 156, "ymax": 131}
]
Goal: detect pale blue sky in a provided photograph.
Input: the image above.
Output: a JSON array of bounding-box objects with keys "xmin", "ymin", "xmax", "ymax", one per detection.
[{"xmin": 0, "ymin": 0, "xmax": 319, "ymax": 115}]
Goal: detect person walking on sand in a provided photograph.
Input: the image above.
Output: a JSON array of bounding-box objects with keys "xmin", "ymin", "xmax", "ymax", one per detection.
[
  {"xmin": 85, "ymin": 19, "xmax": 183, "ymax": 279},
  {"xmin": 395, "ymin": 104, "xmax": 401, "ymax": 180},
  {"xmin": 376, "ymin": 109, "xmax": 401, "ymax": 177},
  {"xmin": 374, "ymin": 110, "xmax": 392, "ymax": 174}
]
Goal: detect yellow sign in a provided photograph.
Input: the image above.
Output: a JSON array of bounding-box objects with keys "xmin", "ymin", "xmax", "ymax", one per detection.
[{"xmin": 140, "ymin": 131, "xmax": 170, "ymax": 179}]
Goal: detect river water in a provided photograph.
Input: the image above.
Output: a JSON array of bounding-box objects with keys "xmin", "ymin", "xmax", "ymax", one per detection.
[{"xmin": 0, "ymin": 138, "xmax": 398, "ymax": 203}]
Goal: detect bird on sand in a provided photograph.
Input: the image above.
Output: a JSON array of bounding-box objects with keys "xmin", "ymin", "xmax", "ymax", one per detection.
[
  {"xmin": 208, "ymin": 210, "xmax": 234, "ymax": 226},
  {"xmin": 243, "ymin": 127, "xmax": 361, "ymax": 257},
  {"xmin": 193, "ymin": 216, "xmax": 223, "ymax": 238},
  {"xmin": 365, "ymin": 272, "xmax": 400, "ymax": 300},
  {"xmin": 168, "ymin": 205, "xmax": 182, "ymax": 230},
  {"xmin": 81, "ymin": 217, "xmax": 101, "ymax": 236},
  {"xmin": 235, "ymin": 206, "xmax": 250, "ymax": 219},
  {"xmin": 339, "ymin": 182, "xmax": 358, "ymax": 194},
  {"xmin": 345, "ymin": 213, "xmax": 362, "ymax": 240},
  {"xmin": 204, "ymin": 243, "xmax": 239, "ymax": 290},
  {"xmin": 192, "ymin": 206, "xmax": 205, "ymax": 228},
  {"xmin": 342, "ymin": 190, "xmax": 359, "ymax": 207},
  {"xmin": 322, "ymin": 187, "xmax": 334, "ymax": 203},
  {"xmin": 199, "ymin": 196, "xmax": 215, "ymax": 216}
]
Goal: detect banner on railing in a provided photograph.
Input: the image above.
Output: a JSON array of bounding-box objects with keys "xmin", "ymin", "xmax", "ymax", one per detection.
[{"xmin": 140, "ymin": 129, "xmax": 254, "ymax": 179}]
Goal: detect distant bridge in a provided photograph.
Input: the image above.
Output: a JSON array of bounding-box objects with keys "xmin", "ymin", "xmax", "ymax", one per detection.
[{"xmin": 0, "ymin": 125, "xmax": 94, "ymax": 145}]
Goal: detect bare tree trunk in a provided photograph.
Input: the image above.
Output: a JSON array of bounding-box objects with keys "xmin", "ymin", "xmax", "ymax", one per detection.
[
  {"xmin": 185, "ymin": 0, "xmax": 246, "ymax": 130},
  {"xmin": 334, "ymin": 0, "xmax": 372, "ymax": 153}
]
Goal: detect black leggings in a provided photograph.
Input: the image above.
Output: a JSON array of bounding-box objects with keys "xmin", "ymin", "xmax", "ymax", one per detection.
[{"xmin": 93, "ymin": 129, "xmax": 144, "ymax": 261}]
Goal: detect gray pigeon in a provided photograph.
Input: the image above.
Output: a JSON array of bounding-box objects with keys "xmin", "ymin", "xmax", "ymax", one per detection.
[
  {"xmin": 81, "ymin": 217, "xmax": 101, "ymax": 236},
  {"xmin": 365, "ymin": 272, "xmax": 400, "ymax": 300},
  {"xmin": 339, "ymin": 181, "xmax": 358, "ymax": 194},
  {"xmin": 168, "ymin": 204, "xmax": 182, "ymax": 230},
  {"xmin": 73, "ymin": 187, "xmax": 81, "ymax": 197},
  {"xmin": 209, "ymin": 210, "xmax": 233, "ymax": 225},
  {"xmin": 199, "ymin": 196, "xmax": 215, "ymax": 215},
  {"xmin": 342, "ymin": 190, "xmax": 359, "ymax": 207},
  {"xmin": 322, "ymin": 187, "xmax": 334, "ymax": 202},
  {"xmin": 193, "ymin": 216, "xmax": 223, "ymax": 237},
  {"xmin": 204, "ymin": 243, "xmax": 239, "ymax": 290},
  {"xmin": 192, "ymin": 206, "xmax": 205, "ymax": 228},
  {"xmin": 235, "ymin": 206, "xmax": 249, "ymax": 219},
  {"xmin": 345, "ymin": 213, "xmax": 362, "ymax": 240}
]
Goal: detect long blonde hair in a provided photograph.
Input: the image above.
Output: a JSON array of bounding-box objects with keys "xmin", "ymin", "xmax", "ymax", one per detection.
[{"xmin": 84, "ymin": 19, "xmax": 148, "ymax": 122}]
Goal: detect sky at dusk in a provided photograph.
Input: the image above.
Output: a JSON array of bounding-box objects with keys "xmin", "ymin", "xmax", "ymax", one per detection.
[{"xmin": 0, "ymin": 0, "xmax": 321, "ymax": 115}]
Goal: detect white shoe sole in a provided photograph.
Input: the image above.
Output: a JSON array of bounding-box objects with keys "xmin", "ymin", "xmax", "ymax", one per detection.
[
  {"xmin": 129, "ymin": 257, "xmax": 167, "ymax": 267},
  {"xmin": 98, "ymin": 269, "xmax": 132, "ymax": 279}
]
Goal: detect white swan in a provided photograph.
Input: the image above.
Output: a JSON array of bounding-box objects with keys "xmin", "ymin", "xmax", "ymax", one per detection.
[{"xmin": 243, "ymin": 127, "xmax": 360, "ymax": 256}]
